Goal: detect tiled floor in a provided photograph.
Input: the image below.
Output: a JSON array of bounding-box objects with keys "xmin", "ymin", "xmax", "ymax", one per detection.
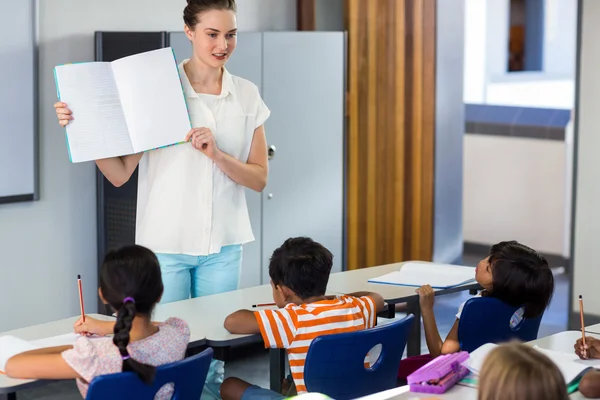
[{"xmin": 8, "ymin": 253, "xmax": 569, "ymax": 399}]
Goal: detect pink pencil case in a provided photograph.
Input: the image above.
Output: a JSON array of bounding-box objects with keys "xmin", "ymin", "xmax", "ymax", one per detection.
[{"xmin": 407, "ymin": 351, "xmax": 470, "ymax": 394}]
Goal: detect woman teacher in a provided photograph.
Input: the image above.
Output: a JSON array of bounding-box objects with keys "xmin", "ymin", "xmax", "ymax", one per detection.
[
  {"xmin": 54, "ymin": 0, "xmax": 268, "ymax": 302},
  {"xmin": 54, "ymin": 1, "xmax": 268, "ymax": 397}
]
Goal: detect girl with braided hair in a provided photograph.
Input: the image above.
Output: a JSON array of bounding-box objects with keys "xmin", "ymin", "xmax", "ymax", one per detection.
[{"xmin": 5, "ymin": 245, "xmax": 190, "ymax": 399}]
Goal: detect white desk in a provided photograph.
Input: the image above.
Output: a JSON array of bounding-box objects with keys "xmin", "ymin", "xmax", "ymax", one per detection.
[
  {"xmin": 152, "ymin": 261, "xmax": 479, "ymax": 392},
  {"xmin": 0, "ymin": 314, "xmax": 116, "ymax": 398},
  {"xmin": 528, "ymin": 330, "xmax": 600, "ymax": 352},
  {"xmin": 586, "ymin": 323, "xmax": 600, "ymax": 335}
]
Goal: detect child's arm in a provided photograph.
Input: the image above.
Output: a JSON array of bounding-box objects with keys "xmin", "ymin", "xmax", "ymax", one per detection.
[
  {"xmin": 224, "ymin": 310, "xmax": 260, "ymax": 334},
  {"xmin": 418, "ymin": 285, "xmax": 461, "ymax": 358},
  {"xmin": 346, "ymin": 291, "xmax": 386, "ymax": 314},
  {"xmin": 5, "ymin": 346, "xmax": 82, "ymax": 380}
]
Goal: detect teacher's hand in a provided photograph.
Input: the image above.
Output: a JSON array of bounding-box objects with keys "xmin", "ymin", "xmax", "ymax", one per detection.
[
  {"xmin": 185, "ymin": 127, "xmax": 220, "ymax": 160},
  {"xmin": 54, "ymin": 102, "xmax": 73, "ymax": 127}
]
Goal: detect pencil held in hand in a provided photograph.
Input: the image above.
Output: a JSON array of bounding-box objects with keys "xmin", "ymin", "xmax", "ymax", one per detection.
[{"xmin": 78, "ymin": 274, "xmax": 86, "ymax": 323}]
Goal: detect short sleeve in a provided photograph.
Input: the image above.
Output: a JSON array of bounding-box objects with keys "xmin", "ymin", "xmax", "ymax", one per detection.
[
  {"xmin": 61, "ymin": 337, "xmax": 102, "ymax": 383},
  {"xmin": 254, "ymin": 92, "xmax": 270, "ymax": 129},
  {"xmin": 342, "ymin": 295, "xmax": 376, "ymax": 329},
  {"xmin": 254, "ymin": 308, "xmax": 297, "ymax": 349},
  {"xmin": 161, "ymin": 317, "xmax": 191, "ymax": 341}
]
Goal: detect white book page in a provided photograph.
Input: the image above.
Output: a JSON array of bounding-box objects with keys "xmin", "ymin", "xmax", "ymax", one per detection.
[
  {"xmin": 54, "ymin": 63, "xmax": 133, "ymax": 162},
  {"xmin": 465, "ymin": 343, "xmax": 497, "ymax": 374},
  {"xmin": 368, "ymin": 262, "xmax": 475, "ymax": 288},
  {"xmin": 111, "ymin": 48, "xmax": 191, "ymax": 153},
  {"xmin": 533, "ymin": 347, "xmax": 600, "ymax": 383},
  {"xmin": 0, "ymin": 336, "xmax": 39, "ymax": 372}
]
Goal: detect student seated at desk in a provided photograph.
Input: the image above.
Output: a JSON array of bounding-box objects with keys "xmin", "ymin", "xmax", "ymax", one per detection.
[
  {"xmin": 5, "ymin": 245, "xmax": 190, "ymax": 399},
  {"xmin": 399, "ymin": 241, "xmax": 555, "ymax": 378},
  {"xmin": 574, "ymin": 336, "xmax": 600, "ymax": 398},
  {"xmin": 220, "ymin": 237, "xmax": 386, "ymax": 400},
  {"xmin": 479, "ymin": 342, "xmax": 568, "ymax": 400}
]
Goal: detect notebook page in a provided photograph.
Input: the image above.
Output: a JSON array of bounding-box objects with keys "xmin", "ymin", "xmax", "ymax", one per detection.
[
  {"xmin": 54, "ymin": 62, "xmax": 133, "ymax": 162},
  {"xmin": 533, "ymin": 347, "xmax": 599, "ymax": 383},
  {"xmin": 368, "ymin": 262, "xmax": 475, "ymax": 288},
  {"xmin": 465, "ymin": 343, "xmax": 497, "ymax": 374},
  {"xmin": 112, "ymin": 48, "xmax": 191, "ymax": 153},
  {"xmin": 0, "ymin": 336, "xmax": 39, "ymax": 372}
]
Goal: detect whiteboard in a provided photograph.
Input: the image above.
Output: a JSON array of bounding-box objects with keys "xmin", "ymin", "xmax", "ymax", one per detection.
[{"xmin": 0, "ymin": 0, "xmax": 37, "ymax": 203}]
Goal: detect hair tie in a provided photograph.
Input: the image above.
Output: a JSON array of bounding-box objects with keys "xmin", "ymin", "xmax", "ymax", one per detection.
[
  {"xmin": 122, "ymin": 355, "xmax": 131, "ymax": 361},
  {"xmin": 123, "ymin": 297, "xmax": 135, "ymax": 304}
]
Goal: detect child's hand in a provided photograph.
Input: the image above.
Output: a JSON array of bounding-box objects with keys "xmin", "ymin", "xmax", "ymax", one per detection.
[
  {"xmin": 575, "ymin": 337, "xmax": 600, "ymax": 359},
  {"xmin": 416, "ymin": 285, "xmax": 435, "ymax": 311},
  {"xmin": 74, "ymin": 317, "xmax": 114, "ymax": 337}
]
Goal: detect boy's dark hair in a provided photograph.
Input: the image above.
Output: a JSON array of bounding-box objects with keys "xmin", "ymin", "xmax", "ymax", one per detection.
[
  {"xmin": 269, "ymin": 237, "xmax": 333, "ymax": 299},
  {"xmin": 99, "ymin": 245, "xmax": 164, "ymax": 384},
  {"xmin": 183, "ymin": 0, "xmax": 237, "ymax": 28},
  {"xmin": 485, "ymin": 241, "xmax": 554, "ymax": 319}
]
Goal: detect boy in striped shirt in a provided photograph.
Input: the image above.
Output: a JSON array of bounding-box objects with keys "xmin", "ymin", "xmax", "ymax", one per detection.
[{"xmin": 221, "ymin": 237, "xmax": 385, "ymax": 400}]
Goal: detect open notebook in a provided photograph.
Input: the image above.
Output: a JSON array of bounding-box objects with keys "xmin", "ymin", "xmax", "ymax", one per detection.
[
  {"xmin": 367, "ymin": 262, "xmax": 476, "ymax": 289},
  {"xmin": 0, "ymin": 333, "xmax": 84, "ymax": 373},
  {"xmin": 463, "ymin": 343, "xmax": 600, "ymax": 394},
  {"xmin": 53, "ymin": 47, "xmax": 191, "ymax": 163}
]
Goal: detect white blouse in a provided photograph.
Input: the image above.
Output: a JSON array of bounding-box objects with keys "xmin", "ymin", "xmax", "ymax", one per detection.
[{"xmin": 135, "ymin": 59, "xmax": 270, "ymax": 256}]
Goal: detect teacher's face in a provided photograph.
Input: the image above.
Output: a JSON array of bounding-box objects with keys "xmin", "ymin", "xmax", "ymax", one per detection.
[{"xmin": 184, "ymin": 9, "xmax": 238, "ymax": 69}]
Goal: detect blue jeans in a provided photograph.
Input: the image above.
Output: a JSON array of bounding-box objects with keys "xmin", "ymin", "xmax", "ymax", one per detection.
[
  {"xmin": 156, "ymin": 245, "xmax": 243, "ymax": 400},
  {"xmin": 156, "ymin": 244, "xmax": 242, "ymax": 303}
]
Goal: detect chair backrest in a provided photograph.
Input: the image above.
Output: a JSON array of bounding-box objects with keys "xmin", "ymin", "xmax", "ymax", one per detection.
[
  {"xmin": 303, "ymin": 314, "xmax": 415, "ymax": 400},
  {"xmin": 86, "ymin": 347, "xmax": 213, "ymax": 400},
  {"xmin": 458, "ymin": 296, "xmax": 543, "ymax": 353}
]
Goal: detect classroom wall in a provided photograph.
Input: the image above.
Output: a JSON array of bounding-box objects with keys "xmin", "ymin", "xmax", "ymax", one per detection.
[
  {"xmin": 463, "ymin": 134, "xmax": 568, "ymax": 257},
  {"xmin": 571, "ymin": 0, "xmax": 600, "ymax": 320},
  {"xmin": 0, "ymin": 0, "xmax": 296, "ymax": 332}
]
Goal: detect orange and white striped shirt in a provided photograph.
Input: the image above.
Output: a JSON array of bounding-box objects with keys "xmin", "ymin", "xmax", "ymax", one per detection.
[{"xmin": 254, "ymin": 295, "xmax": 376, "ymax": 394}]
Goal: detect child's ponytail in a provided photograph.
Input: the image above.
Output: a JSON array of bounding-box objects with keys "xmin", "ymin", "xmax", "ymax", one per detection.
[{"xmin": 113, "ymin": 297, "xmax": 156, "ymax": 384}]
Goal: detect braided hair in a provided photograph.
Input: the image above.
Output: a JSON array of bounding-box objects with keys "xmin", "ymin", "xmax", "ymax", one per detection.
[{"xmin": 99, "ymin": 245, "xmax": 164, "ymax": 384}]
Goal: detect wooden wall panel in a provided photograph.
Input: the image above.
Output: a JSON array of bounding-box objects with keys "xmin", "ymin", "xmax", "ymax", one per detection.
[{"xmin": 346, "ymin": 0, "xmax": 436, "ymax": 270}]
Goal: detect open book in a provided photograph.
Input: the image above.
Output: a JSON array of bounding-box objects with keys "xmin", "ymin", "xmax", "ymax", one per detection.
[
  {"xmin": 0, "ymin": 333, "xmax": 84, "ymax": 373},
  {"xmin": 463, "ymin": 343, "xmax": 600, "ymax": 394},
  {"xmin": 367, "ymin": 262, "xmax": 476, "ymax": 289},
  {"xmin": 53, "ymin": 47, "xmax": 192, "ymax": 163}
]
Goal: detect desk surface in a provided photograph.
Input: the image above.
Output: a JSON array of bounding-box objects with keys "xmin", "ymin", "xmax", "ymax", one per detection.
[
  {"xmin": 153, "ymin": 261, "xmax": 480, "ymax": 346},
  {"xmin": 0, "ymin": 314, "xmax": 115, "ymax": 393},
  {"xmin": 586, "ymin": 323, "xmax": 600, "ymax": 334}
]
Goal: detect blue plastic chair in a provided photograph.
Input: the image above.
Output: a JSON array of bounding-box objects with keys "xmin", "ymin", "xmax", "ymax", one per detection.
[
  {"xmin": 86, "ymin": 347, "xmax": 213, "ymax": 400},
  {"xmin": 458, "ymin": 296, "xmax": 543, "ymax": 353},
  {"xmin": 303, "ymin": 314, "xmax": 415, "ymax": 399}
]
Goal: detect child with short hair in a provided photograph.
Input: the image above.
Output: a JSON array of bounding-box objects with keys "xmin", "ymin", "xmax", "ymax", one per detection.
[
  {"xmin": 478, "ymin": 342, "xmax": 568, "ymax": 400},
  {"xmin": 220, "ymin": 237, "xmax": 386, "ymax": 400},
  {"xmin": 5, "ymin": 245, "xmax": 190, "ymax": 399}
]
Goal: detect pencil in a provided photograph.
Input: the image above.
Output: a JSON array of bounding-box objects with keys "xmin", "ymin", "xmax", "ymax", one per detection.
[
  {"xmin": 78, "ymin": 274, "xmax": 86, "ymax": 323},
  {"xmin": 580, "ymin": 295, "xmax": 586, "ymax": 347},
  {"xmin": 252, "ymin": 303, "xmax": 276, "ymax": 308}
]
